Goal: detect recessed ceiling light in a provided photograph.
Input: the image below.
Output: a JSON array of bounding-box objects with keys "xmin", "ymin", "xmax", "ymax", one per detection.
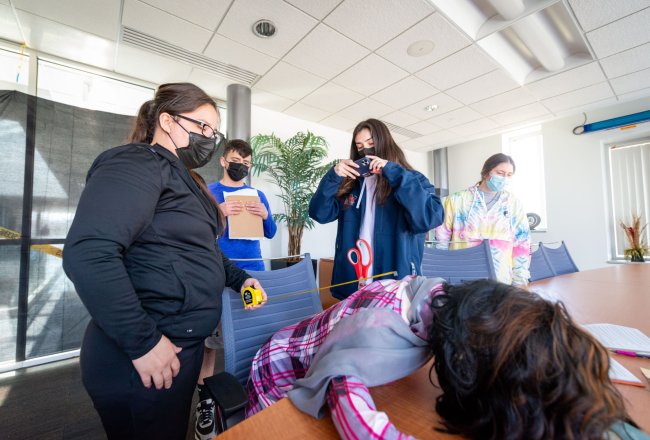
[
  {"xmin": 425, "ymin": 104, "xmax": 439, "ymax": 112},
  {"xmin": 253, "ymin": 19, "xmax": 276, "ymax": 38},
  {"xmin": 407, "ymin": 40, "xmax": 435, "ymax": 57}
]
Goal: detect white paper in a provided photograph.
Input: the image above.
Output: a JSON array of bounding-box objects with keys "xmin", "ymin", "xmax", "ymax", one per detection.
[
  {"xmin": 608, "ymin": 358, "xmax": 643, "ymax": 385},
  {"xmin": 224, "ymin": 188, "xmax": 259, "ymax": 198},
  {"xmin": 583, "ymin": 323, "xmax": 650, "ymax": 355}
]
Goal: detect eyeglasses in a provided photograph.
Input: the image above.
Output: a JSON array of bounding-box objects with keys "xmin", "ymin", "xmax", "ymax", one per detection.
[{"xmin": 174, "ymin": 114, "xmax": 224, "ymax": 142}]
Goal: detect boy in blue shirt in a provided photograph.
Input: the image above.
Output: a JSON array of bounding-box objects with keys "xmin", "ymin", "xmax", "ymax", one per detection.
[{"xmin": 195, "ymin": 139, "xmax": 277, "ymax": 439}]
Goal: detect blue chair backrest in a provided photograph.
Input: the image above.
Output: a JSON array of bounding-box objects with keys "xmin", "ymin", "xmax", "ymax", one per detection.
[
  {"xmin": 540, "ymin": 241, "xmax": 579, "ymax": 275},
  {"xmin": 529, "ymin": 243, "xmax": 556, "ymax": 282},
  {"xmin": 421, "ymin": 240, "xmax": 496, "ymax": 284},
  {"xmin": 220, "ymin": 254, "xmax": 322, "ymax": 385}
]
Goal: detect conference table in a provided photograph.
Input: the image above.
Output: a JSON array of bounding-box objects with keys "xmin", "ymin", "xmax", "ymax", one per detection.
[{"xmin": 219, "ymin": 264, "xmax": 650, "ymax": 439}]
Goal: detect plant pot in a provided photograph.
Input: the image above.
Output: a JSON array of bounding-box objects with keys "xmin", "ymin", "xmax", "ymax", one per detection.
[
  {"xmin": 270, "ymin": 257, "xmax": 318, "ymax": 279},
  {"xmin": 630, "ymin": 254, "xmax": 645, "ymax": 263}
]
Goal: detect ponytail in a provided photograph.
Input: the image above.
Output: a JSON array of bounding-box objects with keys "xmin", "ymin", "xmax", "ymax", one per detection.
[{"xmin": 129, "ymin": 99, "xmax": 157, "ymax": 144}]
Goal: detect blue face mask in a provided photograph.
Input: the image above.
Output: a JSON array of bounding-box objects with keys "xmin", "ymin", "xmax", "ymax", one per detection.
[{"xmin": 487, "ymin": 175, "xmax": 508, "ymax": 192}]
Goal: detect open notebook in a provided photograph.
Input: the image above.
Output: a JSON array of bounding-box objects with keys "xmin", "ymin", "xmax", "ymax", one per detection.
[
  {"xmin": 583, "ymin": 323, "xmax": 650, "ymax": 388},
  {"xmin": 583, "ymin": 323, "xmax": 650, "ymax": 355}
]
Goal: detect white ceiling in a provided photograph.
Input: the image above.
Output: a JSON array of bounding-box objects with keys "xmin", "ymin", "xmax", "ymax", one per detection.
[{"xmin": 1, "ymin": 0, "xmax": 649, "ymax": 151}]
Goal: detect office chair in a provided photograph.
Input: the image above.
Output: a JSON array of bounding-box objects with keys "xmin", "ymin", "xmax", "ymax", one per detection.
[
  {"xmin": 421, "ymin": 240, "xmax": 496, "ymax": 284},
  {"xmin": 204, "ymin": 254, "xmax": 321, "ymax": 432},
  {"xmin": 540, "ymin": 241, "xmax": 579, "ymax": 275},
  {"xmin": 528, "ymin": 242, "xmax": 557, "ymax": 282}
]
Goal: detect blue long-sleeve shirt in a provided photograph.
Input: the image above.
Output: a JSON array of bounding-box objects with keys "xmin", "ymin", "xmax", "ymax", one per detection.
[{"xmin": 207, "ymin": 181, "xmax": 277, "ymax": 271}]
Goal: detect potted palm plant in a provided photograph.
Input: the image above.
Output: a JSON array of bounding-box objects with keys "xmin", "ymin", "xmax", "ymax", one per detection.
[{"xmin": 250, "ymin": 131, "xmax": 336, "ymax": 269}]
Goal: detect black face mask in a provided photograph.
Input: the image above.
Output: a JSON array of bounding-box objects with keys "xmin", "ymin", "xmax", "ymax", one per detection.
[
  {"xmin": 361, "ymin": 147, "xmax": 376, "ymax": 157},
  {"xmin": 171, "ymin": 121, "xmax": 218, "ymax": 169},
  {"xmin": 226, "ymin": 161, "xmax": 249, "ymax": 181}
]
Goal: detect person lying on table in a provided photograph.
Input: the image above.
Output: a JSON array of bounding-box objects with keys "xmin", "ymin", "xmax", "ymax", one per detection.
[{"xmin": 246, "ymin": 277, "xmax": 647, "ymax": 440}]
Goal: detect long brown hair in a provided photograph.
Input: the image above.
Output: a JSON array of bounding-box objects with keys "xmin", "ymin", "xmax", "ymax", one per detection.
[
  {"xmin": 429, "ymin": 280, "xmax": 629, "ymax": 440},
  {"xmin": 129, "ymin": 82, "xmax": 225, "ymax": 232},
  {"xmin": 336, "ymin": 119, "xmax": 413, "ymax": 205}
]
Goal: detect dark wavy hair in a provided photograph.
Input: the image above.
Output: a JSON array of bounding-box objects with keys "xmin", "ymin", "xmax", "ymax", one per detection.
[
  {"xmin": 428, "ymin": 280, "xmax": 629, "ymax": 440},
  {"xmin": 128, "ymin": 82, "xmax": 225, "ymax": 232},
  {"xmin": 336, "ymin": 119, "xmax": 413, "ymax": 205}
]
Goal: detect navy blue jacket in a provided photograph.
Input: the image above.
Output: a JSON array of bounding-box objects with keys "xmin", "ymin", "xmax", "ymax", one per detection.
[
  {"xmin": 309, "ymin": 163, "xmax": 444, "ymax": 299},
  {"xmin": 63, "ymin": 144, "xmax": 249, "ymax": 360}
]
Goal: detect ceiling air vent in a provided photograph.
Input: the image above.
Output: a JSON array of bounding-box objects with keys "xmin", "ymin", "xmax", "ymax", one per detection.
[
  {"xmin": 381, "ymin": 121, "xmax": 423, "ymax": 139},
  {"xmin": 121, "ymin": 26, "xmax": 259, "ymax": 86}
]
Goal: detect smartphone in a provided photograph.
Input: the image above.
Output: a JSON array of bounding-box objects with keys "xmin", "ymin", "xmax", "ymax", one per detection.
[{"xmin": 354, "ymin": 157, "xmax": 372, "ymax": 177}]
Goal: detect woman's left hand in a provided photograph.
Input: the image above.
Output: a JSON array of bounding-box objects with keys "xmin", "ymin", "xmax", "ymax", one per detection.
[
  {"xmin": 366, "ymin": 155, "xmax": 388, "ymax": 174},
  {"xmin": 242, "ymin": 278, "xmax": 267, "ymax": 310}
]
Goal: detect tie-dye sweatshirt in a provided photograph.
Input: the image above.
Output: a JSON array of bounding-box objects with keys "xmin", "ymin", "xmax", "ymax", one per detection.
[{"xmin": 434, "ymin": 185, "xmax": 531, "ymax": 285}]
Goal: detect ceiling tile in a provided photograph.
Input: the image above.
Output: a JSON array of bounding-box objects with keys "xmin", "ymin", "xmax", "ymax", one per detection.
[
  {"xmin": 332, "ymin": 53, "xmax": 408, "ymax": 95},
  {"xmin": 218, "ymin": 0, "xmax": 317, "ymax": 58},
  {"xmin": 284, "ymin": 0, "xmax": 342, "ymax": 20},
  {"xmin": 251, "ymin": 89, "xmax": 294, "ymax": 112},
  {"xmin": 542, "ymin": 82, "xmax": 614, "ymax": 113},
  {"xmin": 376, "ymin": 13, "xmax": 471, "ymax": 73},
  {"xmin": 391, "ymin": 132, "xmax": 411, "ymax": 143},
  {"xmin": 525, "ymin": 62, "xmax": 606, "ymax": 100},
  {"xmin": 283, "ymin": 24, "xmax": 369, "ymax": 79},
  {"xmin": 446, "ymin": 70, "xmax": 518, "ymax": 105},
  {"xmin": 415, "ymin": 45, "xmax": 497, "ymax": 91},
  {"xmin": 12, "ymin": 0, "xmax": 120, "ymax": 40},
  {"xmin": 490, "ymin": 102, "xmax": 551, "ymax": 126},
  {"xmin": 122, "ymin": 0, "xmax": 213, "ymax": 52},
  {"xmin": 187, "ymin": 68, "xmax": 232, "ymax": 101},
  {"xmin": 371, "ymin": 76, "xmax": 439, "ymax": 108},
  {"xmin": 138, "ymin": 0, "xmax": 229, "ymax": 31},
  {"xmin": 337, "ymin": 98, "xmax": 393, "ymax": 122},
  {"xmin": 428, "ymin": 106, "xmax": 482, "ymax": 128},
  {"xmin": 401, "ymin": 93, "xmax": 463, "ymax": 119},
  {"xmin": 415, "ymin": 130, "xmax": 457, "ymax": 149},
  {"xmin": 381, "ymin": 111, "xmax": 420, "ymax": 127},
  {"xmin": 204, "ymin": 33, "xmax": 276, "ymax": 76},
  {"xmin": 301, "ymin": 82, "xmax": 364, "ymax": 113},
  {"xmin": 400, "ymin": 137, "xmax": 429, "ymax": 150},
  {"xmin": 284, "ymin": 101, "xmax": 331, "ymax": 122},
  {"xmin": 567, "ymin": 0, "xmax": 650, "ymax": 32},
  {"xmin": 116, "ymin": 44, "xmax": 192, "ymax": 85},
  {"xmin": 616, "ymin": 86, "xmax": 650, "ymax": 104},
  {"xmin": 0, "ymin": 5, "xmax": 22, "ymax": 42},
  {"xmin": 449, "ymin": 118, "xmax": 498, "ymax": 136},
  {"xmin": 599, "ymin": 42, "xmax": 650, "ymax": 79},
  {"xmin": 17, "ymin": 11, "xmax": 116, "ymax": 70},
  {"xmin": 254, "ymin": 61, "xmax": 326, "ymax": 100},
  {"xmin": 324, "ymin": 0, "xmax": 433, "ymax": 50},
  {"xmin": 319, "ymin": 114, "xmax": 356, "ymax": 132},
  {"xmin": 470, "ymin": 87, "xmax": 538, "ymax": 116},
  {"xmin": 610, "ymin": 67, "xmax": 650, "ymax": 96},
  {"xmin": 586, "ymin": 7, "xmax": 650, "ymax": 59},
  {"xmin": 406, "ymin": 120, "xmax": 440, "ymax": 135}
]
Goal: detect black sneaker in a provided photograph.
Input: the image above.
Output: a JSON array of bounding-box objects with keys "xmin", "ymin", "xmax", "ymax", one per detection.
[{"xmin": 195, "ymin": 398, "xmax": 216, "ymax": 440}]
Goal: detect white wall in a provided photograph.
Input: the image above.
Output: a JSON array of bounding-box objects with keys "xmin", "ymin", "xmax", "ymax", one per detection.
[
  {"xmin": 445, "ymin": 97, "xmax": 650, "ymax": 271},
  {"xmin": 249, "ymin": 106, "xmax": 432, "ymax": 262}
]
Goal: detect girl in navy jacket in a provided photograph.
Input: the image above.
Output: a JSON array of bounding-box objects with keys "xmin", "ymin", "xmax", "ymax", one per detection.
[{"xmin": 309, "ymin": 119, "xmax": 444, "ymax": 299}]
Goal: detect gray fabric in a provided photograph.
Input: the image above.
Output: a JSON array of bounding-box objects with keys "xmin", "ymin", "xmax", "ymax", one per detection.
[{"xmin": 288, "ymin": 276, "xmax": 443, "ymax": 418}]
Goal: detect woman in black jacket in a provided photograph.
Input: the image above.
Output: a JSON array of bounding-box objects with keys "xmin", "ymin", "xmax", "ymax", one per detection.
[{"xmin": 63, "ymin": 82, "xmax": 266, "ymax": 439}]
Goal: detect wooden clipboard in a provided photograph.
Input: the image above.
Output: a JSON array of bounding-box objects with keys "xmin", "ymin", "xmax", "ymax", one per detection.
[{"xmin": 226, "ymin": 195, "xmax": 264, "ymax": 239}]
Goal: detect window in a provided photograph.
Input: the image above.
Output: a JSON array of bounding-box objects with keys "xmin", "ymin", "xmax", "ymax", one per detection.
[
  {"xmin": 607, "ymin": 140, "xmax": 650, "ymax": 260},
  {"xmin": 502, "ymin": 126, "xmax": 547, "ymax": 230},
  {"xmin": 0, "ymin": 47, "xmax": 29, "ymax": 92}
]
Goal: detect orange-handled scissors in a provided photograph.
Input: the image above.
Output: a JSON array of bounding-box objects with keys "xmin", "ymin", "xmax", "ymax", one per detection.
[{"xmin": 347, "ymin": 238, "xmax": 373, "ymax": 281}]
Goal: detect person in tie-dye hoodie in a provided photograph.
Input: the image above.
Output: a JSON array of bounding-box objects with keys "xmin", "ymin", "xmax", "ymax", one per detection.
[{"xmin": 434, "ymin": 153, "xmax": 531, "ymax": 285}]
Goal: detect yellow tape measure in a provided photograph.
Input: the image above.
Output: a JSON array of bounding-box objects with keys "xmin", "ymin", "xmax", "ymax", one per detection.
[
  {"xmin": 240, "ymin": 270, "xmax": 398, "ymax": 307},
  {"xmin": 1, "ymin": 226, "xmax": 63, "ymax": 258}
]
